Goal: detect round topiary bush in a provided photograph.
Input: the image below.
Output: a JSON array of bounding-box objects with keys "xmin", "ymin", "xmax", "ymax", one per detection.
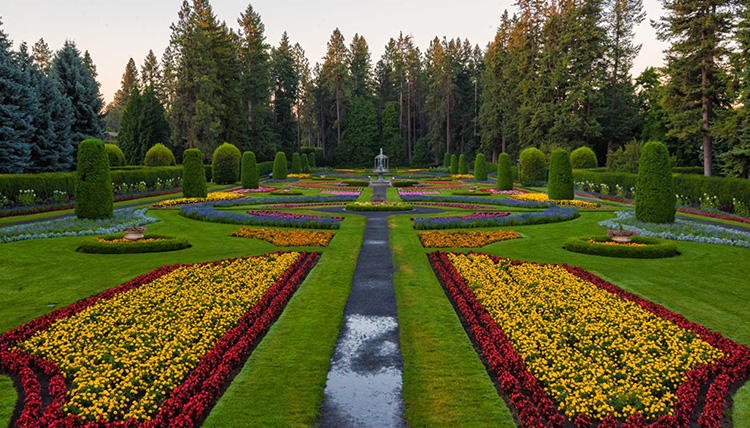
[
  {"xmin": 444, "ymin": 152, "xmax": 451, "ymax": 168},
  {"xmin": 273, "ymin": 152, "xmax": 288, "ymax": 180},
  {"xmin": 450, "ymin": 154, "xmax": 458, "ymax": 174},
  {"xmin": 105, "ymin": 144, "xmax": 125, "ymax": 167},
  {"xmin": 636, "ymin": 142, "xmax": 676, "ymax": 223},
  {"xmin": 301, "ymin": 153, "xmax": 310, "ymax": 173},
  {"xmin": 474, "ymin": 154, "xmax": 487, "ymax": 181},
  {"xmin": 182, "ymin": 149, "xmax": 207, "ymax": 198},
  {"xmin": 291, "ymin": 152, "xmax": 302, "ymax": 174},
  {"xmin": 458, "ymin": 154, "xmax": 468, "ymax": 175},
  {"xmin": 309, "ymin": 151, "xmax": 316, "ymax": 168},
  {"xmin": 212, "ymin": 143, "xmax": 241, "ymax": 184},
  {"xmin": 548, "ymin": 149, "xmax": 574, "ymax": 200},
  {"xmin": 564, "ymin": 235, "xmax": 678, "ymax": 258},
  {"xmin": 497, "ymin": 152, "xmax": 513, "ymax": 190},
  {"xmin": 144, "ymin": 143, "xmax": 176, "ymax": 167},
  {"xmin": 75, "ymin": 139, "xmax": 113, "ymax": 219},
  {"xmin": 241, "ymin": 151, "xmax": 259, "ymax": 189},
  {"xmin": 519, "ymin": 147, "xmax": 547, "ymax": 186},
  {"xmin": 571, "ymin": 146, "xmax": 598, "ymax": 169}
]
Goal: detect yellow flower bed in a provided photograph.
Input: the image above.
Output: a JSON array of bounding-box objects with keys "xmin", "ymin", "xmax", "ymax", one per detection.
[
  {"xmin": 446, "ymin": 252, "xmax": 722, "ymax": 420},
  {"xmin": 17, "ymin": 252, "xmax": 301, "ymax": 421},
  {"xmin": 510, "ymin": 192, "xmax": 599, "ymax": 208},
  {"xmin": 231, "ymin": 227, "xmax": 334, "ymax": 247},
  {"xmin": 288, "ymin": 173, "xmax": 312, "ymax": 179},
  {"xmin": 418, "ymin": 230, "xmax": 521, "ymax": 248},
  {"xmin": 151, "ymin": 191, "xmax": 243, "ymax": 208},
  {"xmin": 452, "ymin": 174, "xmax": 474, "ymax": 179},
  {"xmin": 96, "ymin": 238, "xmax": 166, "ymax": 244},
  {"xmin": 587, "ymin": 238, "xmax": 646, "ymax": 247}
]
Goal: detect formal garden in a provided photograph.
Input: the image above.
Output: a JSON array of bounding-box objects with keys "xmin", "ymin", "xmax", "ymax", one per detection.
[{"xmin": 0, "ymin": 139, "xmax": 747, "ymax": 428}]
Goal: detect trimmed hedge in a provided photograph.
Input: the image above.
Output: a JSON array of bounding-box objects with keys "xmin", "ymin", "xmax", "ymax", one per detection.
[
  {"xmin": 548, "ymin": 149, "xmax": 574, "ymax": 200},
  {"xmin": 273, "ymin": 152, "xmax": 288, "ymax": 180},
  {"xmin": 301, "ymin": 154, "xmax": 310, "ymax": 173},
  {"xmin": 450, "ymin": 154, "xmax": 458, "ymax": 174},
  {"xmin": 346, "ymin": 202, "xmax": 413, "ymax": 211},
  {"xmin": 570, "ymin": 147, "xmax": 598, "ymax": 169},
  {"xmin": 342, "ymin": 179, "xmax": 370, "ymax": 187},
  {"xmin": 392, "ymin": 180, "xmax": 417, "ymax": 188},
  {"xmin": 241, "ymin": 151, "xmax": 259, "ymax": 189},
  {"xmin": 519, "ymin": 147, "xmax": 547, "ymax": 186},
  {"xmin": 497, "ymin": 153, "xmax": 513, "ymax": 190},
  {"xmin": 258, "ymin": 161, "xmax": 274, "ymax": 177},
  {"xmin": 75, "ymin": 139, "xmax": 113, "ymax": 219},
  {"xmin": 458, "ymin": 154, "xmax": 468, "ymax": 174},
  {"xmin": 212, "ymin": 143, "xmax": 241, "ymax": 184},
  {"xmin": 291, "ymin": 152, "xmax": 302, "ymax": 174},
  {"xmin": 144, "ymin": 143, "xmax": 176, "ymax": 167},
  {"xmin": 76, "ymin": 234, "xmax": 190, "ymax": 254},
  {"xmin": 673, "ymin": 167, "xmax": 704, "ymax": 175},
  {"xmin": 451, "ymin": 190, "xmax": 492, "ymax": 196},
  {"xmin": 474, "ymin": 154, "xmax": 488, "ymax": 181},
  {"xmin": 182, "ymin": 149, "xmax": 207, "ymax": 198},
  {"xmin": 444, "ymin": 152, "xmax": 451, "ymax": 168},
  {"xmin": 636, "ymin": 142, "xmax": 676, "ymax": 223},
  {"xmin": 105, "ymin": 144, "xmax": 125, "ymax": 167},
  {"xmin": 564, "ymin": 236, "xmax": 678, "ymax": 259}
]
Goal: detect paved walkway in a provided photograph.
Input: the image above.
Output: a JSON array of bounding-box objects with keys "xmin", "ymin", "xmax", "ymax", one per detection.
[{"xmin": 316, "ymin": 188, "xmax": 439, "ymax": 428}]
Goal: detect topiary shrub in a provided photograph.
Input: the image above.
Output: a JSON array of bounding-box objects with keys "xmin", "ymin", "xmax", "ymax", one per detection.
[
  {"xmin": 571, "ymin": 146, "xmax": 598, "ymax": 169},
  {"xmin": 309, "ymin": 151, "xmax": 316, "ymax": 168},
  {"xmin": 564, "ymin": 235, "xmax": 678, "ymax": 258},
  {"xmin": 144, "ymin": 143, "xmax": 176, "ymax": 167},
  {"xmin": 105, "ymin": 144, "xmax": 125, "ymax": 167},
  {"xmin": 450, "ymin": 154, "xmax": 458, "ymax": 174},
  {"xmin": 77, "ymin": 234, "xmax": 190, "ymax": 254},
  {"xmin": 474, "ymin": 154, "xmax": 487, "ymax": 181},
  {"xmin": 291, "ymin": 152, "xmax": 302, "ymax": 174},
  {"xmin": 636, "ymin": 142, "xmax": 676, "ymax": 223},
  {"xmin": 519, "ymin": 147, "xmax": 547, "ymax": 186},
  {"xmin": 497, "ymin": 152, "xmax": 513, "ymax": 190},
  {"xmin": 241, "ymin": 151, "xmax": 259, "ymax": 189},
  {"xmin": 548, "ymin": 149, "xmax": 574, "ymax": 200},
  {"xmin": 182, "ymin": 149, "xmax": 207, "ymax": 198},
  {"xmin": 443, "ymin": 152, "xmax": 451, "ymax": 168},
  {"xmin": 458, "ymin": 154, "xmax": 468, "ymax": 174},
  {"xmin": 273, "ymin": 152, "xmax": 288, "ymax": 180},
  {"xmin": 301, "ymin": 153, "xmax": 310, "ymax": 173},
  {"xmin": 212, "ymin": 143, "xmax": 241, "ymax": 184},
  {"xmin": 75, "ymin": 139, "xmax": 113, "ymax": 219}
]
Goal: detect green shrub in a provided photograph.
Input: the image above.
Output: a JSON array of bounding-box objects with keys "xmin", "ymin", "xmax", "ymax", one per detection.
[
  {"xmin": 458, "ymin": 154, "xmax": 468, "ymax": 174},
  {"xmin": 241, "ymin": 151, "xmax": 259, "ymax": 189},
  {"xmin": 342, "ymin": 179, "xmax": 370, "ymax": 187},
  {"xmin": 309, "ymin": 152, "xmax": 316, "ymax": 168},
  {"xmin": 608, "ymin": 141, "xmax": 642, "ymax": 173},
  {"xmin": 570, "ymin": 146, "xmax": 598, "ymax": 169},
  {"xmin": 273, "ymin": 152, "xmax": 288, "ymax": 180},
  {"xmin": 76, "ymin": 234, "xmax": 190, "ymax": 254},
  {"xmin": 301, "ymin": 154, "xmax": 310, "ymax": 173},
  {"xmin": 291, "ymin": 153, "xmax": 302, "ymax": 174},
  {"xmin": 443, "ymin": 152, "xmax": 451, "ymax": 168},
  {"xmin": 497, "ymin": 153, "xmax": 513, "ymax": 190},
  {"xmin": 144, "ymin": 143, "xmax": 176, "ymax": 167},
  {"xmin": 450, "ymin": 154, "xmax": 458, "ymax": 174},
  {"xmin": 258, "ymin": 161, "xmax": 274, "ymax": 177},
  {"xmin": 75, "ymin": 139, "xmax": 113, "ymax": 219},
  {"xmin": 672, "ymin": 166, "xmax": 704, "ymax": 175},
  {"xmin": 474, "ymin": 154, "xmax": 488, "ymax": 181},
  {"xmin": 548, "ymin": 149, "xmax": 574, "ymax": 200},
  {"xmin": 182, "ymin": 149, "xmax": 207, "ymax": 198},
  {"xmin": 564, "ymin": 236, "xmax": 678, "ymax": 259},
  {"xmin": 392, "ymin": 180, "xmax": 418, "ymax": 187},
  {"xmin": 636, "ymin": 142, "xmax": 676, "ymax": 223},
  {"xmin": 105, "ymin": 144, "xmax": 125, "ymax": 167},
  {"xmin": 212, "ymin": 143, "xmax": 241, "ymax": 184},
  {"xmin": 519, "ymin": 147, "xmax": 547, "ymax": 186}
]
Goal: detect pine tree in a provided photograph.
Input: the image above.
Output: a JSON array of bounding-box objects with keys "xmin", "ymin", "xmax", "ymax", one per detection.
[
  {"xmin": 119, "ymin": 86, "xmax": 171, "ymax": 165},
  {"xmin": 141, "ymin": 50, "xmax": 164, "ymax": 100},
  {"xmin": 271, "ymin": 32, "xmax": 299, "ymax": 156},
  {"xmin": 106, "ymin": 58, "xmax": 139, "ymax": 131},
  {"xmin": 32, "ymin": 38, "xmax": 52, "ymax": 73},
  {"xmin": 350, "ymin": 34, "xmax": 373, "ymax": 98},
  {"xmin": 322, "ymin": 28, "xmax": 350, "ymax": 152},
  {"xmin": 381, "ymin": 101, "xmax": 406, "ymax": 166},
  {"xmin": 292, "ymin": 43, "xmax": 313, "ymax": 150},
  {"xmin": 338, "ymin": 95, "xmax": 377, "ymax": 165}
]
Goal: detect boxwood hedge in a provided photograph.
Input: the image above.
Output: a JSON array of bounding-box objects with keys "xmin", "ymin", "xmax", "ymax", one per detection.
[
  {"xmin": 76, "ymin": 234, "xmax": 190, "ymax": 254},
  {"xmin": 548, "ymin": 149, "xmax": 574, "ymax": 200},
  {"xmin": 636, "ymin": 142, "xmax": 676, "ymax": 223},
  {"xmin": 570, "ymin": 146, "xmax": 598, "ymax": 169},
  {"xmin": 519, "ymin": 147, "xmax": 547, "ymax": 186},
  {"xmin": 497, "ymin": 153, "xmax": 513, "ymax": 190},
  {"xmin": 144, "ymin": 143, "xmax": 176, "ymax": 167},
  {"xmin": 564, "ymin": 235, "xmax": 678, "ymax": 258},
  {"xmin": 182, "ymin": 149, "xmax": 207, "ymax": 198},
  {"xmin": 212, "ymin": 143, "xmax": 241, "ymax": 184},
  {"xmin": 241, "ymin": 151, "xmax": 259, "ymax": 189},
  {"xmin": 75, "ymin": 139, "xmax": 113, "ymax": 219}
]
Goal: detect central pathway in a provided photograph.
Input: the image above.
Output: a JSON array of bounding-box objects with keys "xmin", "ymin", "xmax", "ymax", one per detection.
[{"xmin": 317, "ymin": 188, "xmax": 440, "ymax": 428}]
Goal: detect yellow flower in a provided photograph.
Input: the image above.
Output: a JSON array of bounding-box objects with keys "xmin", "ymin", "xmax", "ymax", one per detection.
[
  {"xmin": 231, "ymin": 227, "xmax": 334, "ymax": 247},
  {"xmin": 511, "ymin": 192, "xmax": 600, "ymax": 208},
  {"xmin": 418, "ymin": 230, "xmax": 521, "ymax": 248}
]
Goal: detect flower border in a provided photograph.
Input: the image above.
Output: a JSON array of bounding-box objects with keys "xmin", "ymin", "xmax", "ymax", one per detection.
[
  {"xmin": 428, "ymin": 250, "xmax": 750, "ymax": 428},
  {"xmin": 0, "ymin": 251, "xmax": 319, "ymax": 428}
]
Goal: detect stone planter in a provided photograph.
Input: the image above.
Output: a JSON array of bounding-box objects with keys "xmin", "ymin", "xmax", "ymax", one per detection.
[
  {"xmin": 611, "ymin": 236, "xmax": 631, "ymax": 244},
  {"xmin": 124, "ymin": 232, "xmax": 144, "ymax": 241}
]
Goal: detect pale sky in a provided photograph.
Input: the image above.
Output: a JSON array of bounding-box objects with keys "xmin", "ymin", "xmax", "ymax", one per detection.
[{"xmin": 2, "ymin": 0, "xmax": 668, "ymax": 104}]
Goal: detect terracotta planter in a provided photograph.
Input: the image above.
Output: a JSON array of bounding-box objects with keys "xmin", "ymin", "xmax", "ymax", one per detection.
[
  {"xmin": 125, "ymin": 232, "xmax": 144, "ymax": 241},
  {"xmin": 611, "ymin": 236, "xmax": 631, "ymax": 244}
]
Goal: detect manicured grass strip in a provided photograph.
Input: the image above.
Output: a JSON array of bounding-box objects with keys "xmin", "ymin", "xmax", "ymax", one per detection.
[{"xmin": 390, "ymin": 214, "xmax": 516, "ymax": 427}]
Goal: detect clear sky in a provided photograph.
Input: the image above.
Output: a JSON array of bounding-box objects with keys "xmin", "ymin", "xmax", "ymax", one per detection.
[{"xmin": 2, "ymin": 0, "xmax": 668, "ymax": 104}]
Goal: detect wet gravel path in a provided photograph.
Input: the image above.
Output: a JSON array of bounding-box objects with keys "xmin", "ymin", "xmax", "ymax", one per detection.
[{"xmin": 316, "ymin": 188, "xmax": 440, "ymax": 428}]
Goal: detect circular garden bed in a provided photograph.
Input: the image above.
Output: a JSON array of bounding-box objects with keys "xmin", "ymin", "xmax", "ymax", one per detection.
[
  {"xmin": 345, "ymin": 202, "xmax": 413, "ymax": 211},
  {"xmin": 564, "ymin": 235, "xmax": 678, "ymax": 258},
  {"xmin": 77, "ymin": 234, "xmax": 190, "ymax": 254}
]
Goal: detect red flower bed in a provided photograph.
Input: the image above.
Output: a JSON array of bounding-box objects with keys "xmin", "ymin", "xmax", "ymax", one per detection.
[
  {"xmin": 0, "ymin": 251, "xmax": 319, "ymax": 428},
  {"xmin": 429, "ymin": 250, "xmax": 750, "ymax": 428}
]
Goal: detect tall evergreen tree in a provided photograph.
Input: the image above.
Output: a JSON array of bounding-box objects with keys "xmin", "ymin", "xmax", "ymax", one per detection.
[
  {"xmin": 292, "ymin": 43, "xmax": 312, "ymax": 149},
  {"xmin": 337, "ymin": 95, "xmax": 377, "ymax": 165},
  {"xmin": 32, "ymin": 38, "xmax": 52, "ymax": 73},
  {"xmin": 119, "ymin": 86, "xmax": 171, "ymax": 165},
  {"xmin": 349, "ymin": 34, "xmax": 373, "ymax": 98},
  {"xmin": 322, "ymin": 28, "xmax": 350, "ymax": 152},
  {"xmin": 141, "ymin": 50, "xmax": 164, "ymax": 102},
  {"xmin": 381, "ymin": 101, "xmax": 406, "ymax": 165},
  {"xmin": 106, "ymin": 58, "xmax": 139, "ymax": 131},
  {"xmin": 271, "ymin": 32, "xmax": 299, "ymax": 155}
]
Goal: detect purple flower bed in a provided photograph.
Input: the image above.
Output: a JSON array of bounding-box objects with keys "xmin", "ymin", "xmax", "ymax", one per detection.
[
  {"xmin": 413, "ymin": 206, "xmax": 580, "ymax": 229},
  {"xmin": 320, "ymin": 190, "xmax": 361, "ymax": 196},
  {"xmin": 398, "ymin": 190, "xmax": 441, "ymax": 196},
  {"xmin": 411, "ymin": 212, "xmax": 510, "ymax": 222},
  {"xmin": 247, "ymin": 210, "xmax": 344, "ymax": 221},
  {"xmin": 399, "ymin": 194, "xmax": 551, "ymax": 208},
  {"xmin": 179, "ymin": 204, "xmax": 343, "ymax": 229}
]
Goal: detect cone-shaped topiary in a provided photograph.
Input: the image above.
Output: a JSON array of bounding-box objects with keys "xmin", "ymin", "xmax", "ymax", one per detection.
[
  {"xmin": 519, "ymin": 147, "xmax": 547, "ymax": 186},
  {"xmin": 309, "ymin": 151, "xmax": 316, "ymax": 168},
  {"xmin": 212, "ymin": 143, "xmax": 241, "ymax": 184},
  {"xmin": 273, "ymin": 152, "xmax": 288, "ymax": 180},
  {"xmin": 144, "ymin": 143, "xmax": 176, "ymax": 167},
  {"xmin": 548, "ymin": 149, "xmax": 574, "ymax": 200},
  {"xmin": 291, "ymin": 152, "xmax": 302, "ymax": 174},
  {"xmin": 458, "ymin": 154, "xmax": 468, "ymax": 174},
  {"xmin": 571, "ymin": 146, "xmax": 598, "ymax": 169},
  {"xmin": 182, "ymin": 149, "xmax": 207, "ymax": 198},
  {"xmin": 241, "ymin": 151, "xmax": 259, "ymax": 189},
  {"xmin": 450, "ymin": 154, "xmax": 458, "ymax": 174},
  {"xmin": 75, "ymin": 139, "xmax": 113, "ymax": 219},
  {"xmin": 474, "ymin": 154, "xmax": 487, "ymax": 181},
  {"xmin": 497, "ymin": 152, "xmax": 513, "ymax": 190},
  {"xmin": 636, "ymin": 142, "xmax": 676, "ymax": 223},
  {"xmin": 301, "ymin": 153, "xmax": 310, "ymax": 173},
  {"xmin": 105, "ymin": 144, "xmax": 125, "ymax": 167},
  {"xmin": 443, "ymin": 152, "xmax": 450, "ymax": 168}
]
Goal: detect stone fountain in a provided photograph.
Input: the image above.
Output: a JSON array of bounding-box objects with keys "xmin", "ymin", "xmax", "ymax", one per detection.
[{"xmin": 371, "ymin": 148, "xmax": 391, "ymax": 187}]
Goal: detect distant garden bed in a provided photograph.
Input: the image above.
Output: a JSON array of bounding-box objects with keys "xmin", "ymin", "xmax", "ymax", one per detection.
[{"xmin": 77, "ymin": 234, "xmax": 190, "ymax": 254}]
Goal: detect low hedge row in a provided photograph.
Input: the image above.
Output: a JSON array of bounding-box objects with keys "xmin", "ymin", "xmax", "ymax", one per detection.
[
  {"xmin": 564, "ymin": 236, "xmax": 677, "ymax": 258},
  {"xmin": 392, "ymin": 180, "xmax": 417, "ymax": 187},
  {"xmin": 451, "ymin": 190, "xmax": 492, "ymax": 196},
  {"xmin": 345, "ymin": 202, "xmax": 413, "ymax": 211},
  {"xmin": 76, "ymin": 234, "xmax": 190, "ymax": 254}
]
